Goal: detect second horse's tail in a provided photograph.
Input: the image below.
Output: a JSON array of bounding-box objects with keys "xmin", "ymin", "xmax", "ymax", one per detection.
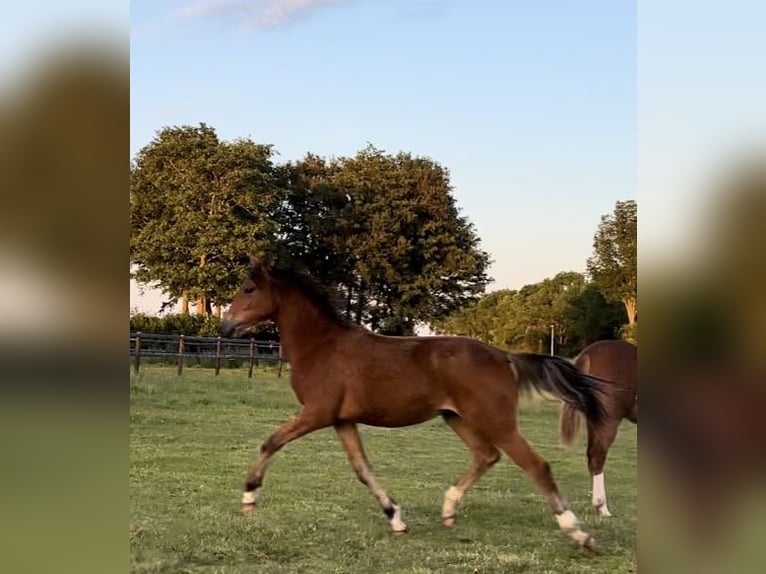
[{"xmin": 559, "ymin": 403, "xmax": 582, "ymax": 447}]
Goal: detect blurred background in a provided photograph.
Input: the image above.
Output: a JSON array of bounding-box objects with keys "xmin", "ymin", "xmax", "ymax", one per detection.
[
  {"xmin": 0, "ymin": 0, "xmax": 764, "ymax": 572},
  {"xmin": 639, "ymin": 1, "xmax": 766, "ymax": 573},
  {"xmin": 0, "ymin": 2, "xmax": 126, "ymax": 573}
]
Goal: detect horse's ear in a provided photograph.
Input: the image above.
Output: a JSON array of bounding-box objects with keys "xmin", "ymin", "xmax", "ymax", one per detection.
[{"xmin": 249, "ymin": 254, "xmax": 272, "ymax": 271}]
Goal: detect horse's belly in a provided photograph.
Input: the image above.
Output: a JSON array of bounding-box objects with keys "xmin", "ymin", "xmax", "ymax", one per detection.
[
  {"xmin": 356, "ymin": 408, "xmax": 440, "ymax": 428},
  {"xmin": 340, "ymin": 392, "xmax": 441, "ymax": 427}
]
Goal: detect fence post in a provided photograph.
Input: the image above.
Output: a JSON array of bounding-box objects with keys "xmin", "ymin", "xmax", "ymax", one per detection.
[
  {"xmin": 248, "ymin": 338, "xmax": 255, "ymax": 379},
  {"xmin": 177, "ymin": 334, "xmax": 185, "ymax": 376},
  {"xmin": 277, "ymin": 344, "xmax": 284, "ymax": 378},
  {"xmin": 215, "ymin": 336, "xmax": 222, "ymax": 376},
  {"xmin": 134, "ymin": 332, "xmax": 142, "ymax": 375},
  {"xmin": 550, "ymin": 324, "xmax": 555, "ymax": 355}
]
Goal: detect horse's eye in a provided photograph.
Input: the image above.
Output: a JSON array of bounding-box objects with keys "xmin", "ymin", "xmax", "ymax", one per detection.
[{"xmin": 244, "ymin": 286, "xmax": 255, "ymax": 294}]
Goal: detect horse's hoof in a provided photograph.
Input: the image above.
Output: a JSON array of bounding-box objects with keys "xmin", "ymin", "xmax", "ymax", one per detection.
[
  {"xmin": 442, "ymin": 516, "xmax": 456, "ymax": 527},
  {"xmin": 392, "ymin": 528, "xmax": 408, "ymax": 537},
  {"xmin": 582, "ymin": 535, "xmax": 596, "ymax": 551},
  {"xmin": 241, "ymin": 503, "xmax": 256, "ymax": 514}
]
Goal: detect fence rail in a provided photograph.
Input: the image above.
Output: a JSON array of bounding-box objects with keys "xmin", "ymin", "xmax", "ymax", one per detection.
[{"xmin": 130, "ymin": 332, "xmax": 285, "ymax": 377}]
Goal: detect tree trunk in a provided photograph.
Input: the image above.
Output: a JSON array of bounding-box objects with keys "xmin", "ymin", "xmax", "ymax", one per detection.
[
  {"xmin": 214, "ymin": 305, "xmax": 222, "ymax": 319},
  {"xmin": 196, "ymin": 255, "xmax": 208, "ymax": 317},
  {"xmin": 624, "ymin": 297, "xmax": 637, "ymax": 326},
  {"xmin": 181, "ymin": 291, "xmax": 189, "ymax": 315}
]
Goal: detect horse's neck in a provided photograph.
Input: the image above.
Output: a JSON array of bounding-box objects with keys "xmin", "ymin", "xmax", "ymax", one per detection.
[{"xmin": 274, "ymin": 288, "xmax": 343, "ymax": 361}]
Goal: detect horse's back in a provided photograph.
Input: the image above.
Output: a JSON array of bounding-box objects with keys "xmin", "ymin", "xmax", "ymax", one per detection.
[
  {"xmin": 334, "ymin": 332, "xmax": 509, "ymax": 426},
  {"xmin": 343, "ymin": 333, "xmax": 516, "ymax": 426}
]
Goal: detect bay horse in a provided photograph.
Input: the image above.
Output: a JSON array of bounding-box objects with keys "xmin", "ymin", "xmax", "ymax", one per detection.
[
  {"xmin": 560, "ymin": 339, "xmax": 637, "ymax": 517},
  {"xmin": 221, "ymin": 259, "xmax": 609, "ymax": 549}
]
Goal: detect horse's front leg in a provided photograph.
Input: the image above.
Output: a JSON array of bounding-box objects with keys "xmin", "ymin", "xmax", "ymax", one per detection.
[{"xmin": 241, "ymin": 410, "xmax": 329, "ymax": 512}]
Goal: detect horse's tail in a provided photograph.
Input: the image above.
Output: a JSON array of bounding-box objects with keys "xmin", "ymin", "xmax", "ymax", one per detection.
[
  {"xmin": 508, "ymin": 352, "xmax": 608, "ymax": 427},
  {"xmin": 559, "ymin": 403, "xmax": 581, "ymax": 447}
]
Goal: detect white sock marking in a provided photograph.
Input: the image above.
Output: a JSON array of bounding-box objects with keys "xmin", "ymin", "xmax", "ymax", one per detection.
[
  {"xmin": 556, "ymin": 509, "xmax": 591, "ymax": 545},
  {"xmin": 242, "ymin": 491, "xmax": 257, "ymax": 505},
  {"xmin": 556, "ymin": 509, "xmax": 579, "ymax": 532},
  {"xmin": 390, "ymin": 504, "xmax": 407, "ymax": 532},
  {"xmin": 442, "ymin": 486, "xmax": 462, "ymax": 517},
  {"xmin": 592, "ymin": 472, "xmax": 611, "ymax": 516}
]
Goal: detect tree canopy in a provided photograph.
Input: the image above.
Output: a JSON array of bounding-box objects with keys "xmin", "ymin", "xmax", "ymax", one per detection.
[
  {"xmin": 433, "ymin": 272, "xmax": 624, "ymax": 355},
  {"xmin": 587, "ymin": 200, "xmax": 637, "ymax": 326},
  {"xmin": 130, "ymin": 124, "xmax": 282, "ymax": 315},
  {"xmin": 131, "ymin": 127, "xmax": 489, "ymax": 332},
  {"xmin": 131, "ymin": 123, "xmax": 635, "ymax": 343},
  {"xmin": 278, "ymin": 146, "xmax": 489, "ymax": 334}
]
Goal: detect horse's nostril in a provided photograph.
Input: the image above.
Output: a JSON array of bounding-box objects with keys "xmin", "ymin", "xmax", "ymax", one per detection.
[{"xmin": 220, "ymin": 320, "xmax": 237, "ymax": 338}]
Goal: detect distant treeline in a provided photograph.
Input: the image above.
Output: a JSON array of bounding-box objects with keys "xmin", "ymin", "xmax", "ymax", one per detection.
[
  {"xmin": 433, "ymin": 272, "xmax": 631, "ymax": 357},
  {"xmin": 130, "ymin": 123, "xmax": 636, "ymax": 341}
]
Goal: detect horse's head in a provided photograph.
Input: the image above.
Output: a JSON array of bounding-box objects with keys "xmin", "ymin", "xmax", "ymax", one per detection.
[{"xmin": 220, "ymin": 256, "xmax": 279, "ymax": 338}]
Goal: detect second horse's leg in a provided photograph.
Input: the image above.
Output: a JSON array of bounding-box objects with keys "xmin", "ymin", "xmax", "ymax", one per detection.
[{"xmin": 587, "ymin": 419, "xmax": 620, "ymax": 517}]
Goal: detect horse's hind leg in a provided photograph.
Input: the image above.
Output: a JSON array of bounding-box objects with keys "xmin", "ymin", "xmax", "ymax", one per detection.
[
  {"xmin": 492, "ymin": 428, "xmax": 595, "ymax": 549},
  {"xmin": 335, "ymin": 423, "xmax": 407, "ymax": 533},
  {"xmin": 587, "ymin": 419, "xmax": 619, "ymax": 517},
  {"xmin": 441, "ymin": 413, "xmax": 501, "ymax": 527}
]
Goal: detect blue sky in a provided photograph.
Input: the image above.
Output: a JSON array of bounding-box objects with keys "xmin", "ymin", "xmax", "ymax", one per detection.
[{"xmin": 130, "ymin": 0, "xmax": 636, "ymax": 312}]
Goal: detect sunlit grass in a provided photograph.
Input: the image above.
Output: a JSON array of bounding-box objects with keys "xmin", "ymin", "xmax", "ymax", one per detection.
[{"xmin": 130, "ymin": 366, "xmax": 636, "ymax": 573}]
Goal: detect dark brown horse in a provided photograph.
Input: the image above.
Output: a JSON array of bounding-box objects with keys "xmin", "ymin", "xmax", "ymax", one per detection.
[
  {"xmin": 221, "ymin": 260, "xmax": 609, "ymax": 549},
  {"xmin": 560, "ymin": 339, "xmax": 637, "ymax": 517}
]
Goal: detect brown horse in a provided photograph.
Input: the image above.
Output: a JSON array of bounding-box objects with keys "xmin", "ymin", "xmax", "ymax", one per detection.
[
  {"xmin": 221, "ymin": 260, "xmax": 609, "ymax": 549},
  {"xmin": 560, "ymin": 339, "xmax": 637, "ymax": 517}
]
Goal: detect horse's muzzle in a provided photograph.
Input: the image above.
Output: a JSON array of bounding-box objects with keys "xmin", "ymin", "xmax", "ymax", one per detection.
[{"xmin": 220, "ymin": 319, "xmax": 239, "ymax": 338}]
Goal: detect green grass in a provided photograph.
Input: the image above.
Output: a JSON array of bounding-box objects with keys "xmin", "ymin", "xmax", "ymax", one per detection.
[{"xmin": 130, "ymin": 366, "xmax": 636, "ymax": 573}]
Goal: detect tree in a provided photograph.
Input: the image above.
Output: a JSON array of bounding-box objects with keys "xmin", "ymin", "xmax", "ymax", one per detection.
[
  {"xmin": 130, "ymin": 124, "xmax": 282, "ymax": 315},
  {"xmin": 274, "ymin": 154, "xmax": 353, "ymax": 293},
  {"xmin": 565, "ymin": 283, "xmax": 625, "ymax": 346},
  {"xmin": 587, "ymin": 200, "xmax": 637, "ymax": 326},
  {"xmin": 521, "ymin": 272, "xmax": 586, "ymax": 351},
  {"xmin": 434, "ymin": 273, "xmax": 623, "ymax": 355},
  {"xmin": 433, "ymin": 290, "xmax": 515, "ymax": 345},
  {"xmin": 279, "ymin": 146, "xmax": 490, "ymax": 334},
  {"xmin": 131, "ymin": 130, "xmax": 489, "ymax": 331}
]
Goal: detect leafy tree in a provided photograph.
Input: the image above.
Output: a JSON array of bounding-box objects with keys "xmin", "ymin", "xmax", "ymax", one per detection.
[
  {"xmin": 130, "ymin": 124, "xmax": 281, "ymax": 315},
  {"xmin": 565, "ymin": 283, "xmax": 625, "ymax": 346},
  {"xmin": 274, "ymin": 154, "xmax": 353, "ymax": 293},
  {"xmin": 520, "ymin": 272, "xmax": 586, "ymax": 351},
  {"xmin": 587, "ymin": 200, "xmax": 637, "ymax": 326},
  {"xmin": 279, "ymin": 146, "xmax": 490, "ymax": 334},
  {"xmin": 435, "ymin": 274, "xmax": 623, "ymax": 355},
  {"xmin": 433, "ymin": 290, "xmax": 515, "ymax": 345},
  {"xmin": 132, "ymin": 130, "xmax": 488, "ymax": 332}
]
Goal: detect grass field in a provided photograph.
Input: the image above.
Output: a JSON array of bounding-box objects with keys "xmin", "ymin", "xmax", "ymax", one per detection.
[{"xmin": 130, "ymin": 366, "xmax": 636, "ymax": 573}]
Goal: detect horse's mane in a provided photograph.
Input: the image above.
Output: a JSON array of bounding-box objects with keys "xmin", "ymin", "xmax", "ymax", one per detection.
[{"xmin": 255, "ymin": 265, "xmax": 350, "ymax": 326}]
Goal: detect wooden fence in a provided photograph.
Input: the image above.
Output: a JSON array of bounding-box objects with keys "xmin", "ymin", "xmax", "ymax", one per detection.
[{"xmin": 129, "ymin": 332, "xmax": 285, "ymax": 377}]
